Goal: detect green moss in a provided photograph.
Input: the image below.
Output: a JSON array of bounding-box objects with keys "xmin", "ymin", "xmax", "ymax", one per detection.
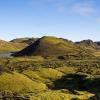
[
  {"xmin": 23, "ymin": 68, "xmax": 64, "ymax": 83},
  {"xmin": 30, "ymin": 90, "xmax": 94, "ymax": 100},
  {"xmin": 41, "ymin": 36, "xmax": 67, "ymax": 44},
  {"xmin": 0, "ymin": 72, "xmax": 47, "ymax": 93},
  {"xmin": 56, "ymin": 67, "xmax": 78, "ymax": 74},
  {"xmin": 0, "ymin": 40, "xmax": 27, "ymax": 53}
]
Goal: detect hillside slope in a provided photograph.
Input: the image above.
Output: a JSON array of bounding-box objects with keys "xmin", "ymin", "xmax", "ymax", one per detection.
[{"xmin": 0, "ymin": 40, "xmax": 28, "ymax": 53}]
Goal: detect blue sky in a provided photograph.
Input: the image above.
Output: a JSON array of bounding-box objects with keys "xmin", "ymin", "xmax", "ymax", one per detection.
[{"xmin": 0, "ymin": 0, "xmax": 100, "ymax": 41}]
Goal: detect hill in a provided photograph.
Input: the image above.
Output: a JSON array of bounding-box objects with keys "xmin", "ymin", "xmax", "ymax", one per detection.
[
  {"xmin": 76, "ymin": 39, "xmax": 100, "ymax": 50},
  {"xmin": 10, "ymin": 37, "xmax": 38, "ymax": 45},
  {"xmin": 0, "ymin": 40, "xmax": 28, "ymax": 53},
  {"xmin": 0, "ymin": 72, "xmax": 47, "ymax": 93},
  {"xmin": 13, "ymin": 36, "xmax": 88, "ymax": 57}
]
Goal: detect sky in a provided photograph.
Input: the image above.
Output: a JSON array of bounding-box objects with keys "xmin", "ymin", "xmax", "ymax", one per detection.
[{"xmin": 0, "ymin": 0, "xmax": 100, "ymax": 41}]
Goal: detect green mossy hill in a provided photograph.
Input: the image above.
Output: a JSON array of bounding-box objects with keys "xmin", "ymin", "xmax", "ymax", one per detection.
[
  {"xmin": 13, "ymin": 36, "xmax": 89, "ymax": 57},
  {"xmin": 0, "ymin": 40, "xmax": 27, "ymax": 53},
  {"xmin": 0, "ymin": 72, "xmax": 47, "ymax": 93},
  {"xmin": 10, "ymin": 37, "xmax": 38, "ymax": 45}
]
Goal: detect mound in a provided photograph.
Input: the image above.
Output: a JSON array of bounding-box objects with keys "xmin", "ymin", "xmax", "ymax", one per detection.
[
  {"xmin": 23, "ymin": 68, "xmax": 64, "ymax": 83},
  {"xmin": 13, "ymin": 36, "xmax": 83, "ymax": 57},
  {"xmin": 0, "ymin": 72, "xmax": 47, "ymax": 93},
  {"xmin": 0, "ymin": 40, "xmax": 27, "ymax": 53}
]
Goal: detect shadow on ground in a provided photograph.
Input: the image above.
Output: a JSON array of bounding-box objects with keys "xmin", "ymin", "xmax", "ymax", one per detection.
[{"xmin": 48, "ymin": 73, "xmax": 100, "ymax": 99}]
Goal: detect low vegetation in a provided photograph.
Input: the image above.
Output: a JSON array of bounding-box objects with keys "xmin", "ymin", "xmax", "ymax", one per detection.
[
  {"xmin": 0, "ymin": 36, "xmax": 100, "ymax": 99},
  {"xmin": 0, "ymin": 40, "xmax": 27, "ymax": 53},
  {"xmin": 0, "ymin": 55, "xmax": 99, "ymax": 99}
]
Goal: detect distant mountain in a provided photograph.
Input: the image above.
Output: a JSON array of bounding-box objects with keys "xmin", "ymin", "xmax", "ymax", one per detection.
[
  {"xmin": 75, "ymin": 39, "xmax": 100, "ymax": 50},
  {"xmin": 95, "ymin": 41, "xmax": 100, "ymax": 46},
  {"xmin": 10, "ymin": 37, "xmax": 38, "ymax": 45},
  {"xmin": 13, "ymin": 36, "xmax": 93, "ymax": 57}
]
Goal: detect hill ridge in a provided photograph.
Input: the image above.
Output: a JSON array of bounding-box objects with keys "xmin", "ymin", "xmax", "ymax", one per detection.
[{"xmin": 13, "ymin": 36, "xmax": 92, "ymax": 57}]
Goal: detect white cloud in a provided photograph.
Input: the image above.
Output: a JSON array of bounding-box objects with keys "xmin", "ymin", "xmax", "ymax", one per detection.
[{"xmin": 72, "ymin": 2, "xmax": 96, "ymax": 16}]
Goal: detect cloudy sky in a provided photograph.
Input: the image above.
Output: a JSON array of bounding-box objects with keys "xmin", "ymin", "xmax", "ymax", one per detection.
[{"xmin": 0, "ymin": 0, "xmax": 100, "ymax": 41}]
